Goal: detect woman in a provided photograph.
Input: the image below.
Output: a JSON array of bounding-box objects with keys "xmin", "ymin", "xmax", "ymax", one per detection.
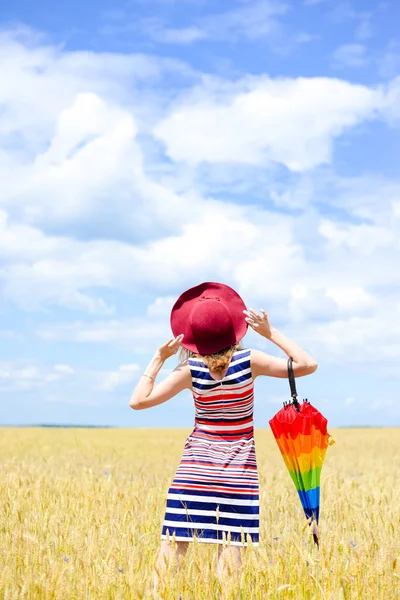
[{"xmin": 129, "ymin": 282, "xmax": 318, "ymax": 598}]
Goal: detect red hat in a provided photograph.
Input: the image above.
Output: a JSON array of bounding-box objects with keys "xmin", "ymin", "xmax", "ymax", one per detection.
[{"xmin": 170, "ymin": 282, "xmax": 248, "ymax": 354}]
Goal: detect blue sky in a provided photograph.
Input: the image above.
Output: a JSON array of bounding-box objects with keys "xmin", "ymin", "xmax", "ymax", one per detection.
[{"xmin": 0, "ymin": 0, "xmax": 399, "ymax": 427}]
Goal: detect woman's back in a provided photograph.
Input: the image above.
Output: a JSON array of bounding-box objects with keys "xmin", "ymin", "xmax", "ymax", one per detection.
[{"xmin": 187, "ymin": 347, "xmax": 255, "ymax": 442}]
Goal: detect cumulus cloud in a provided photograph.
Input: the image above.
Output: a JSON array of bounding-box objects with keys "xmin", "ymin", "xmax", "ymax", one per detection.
[
  {"xmin": 0, "ymin": 29, "xmax": 199, "ymax": 240},
  {"xmin": 38, "ymin": 317, "xmax": 171, "ymax": 351},
  {"xmin": 102, "ymin": 0, "xmax": 288, "ymax": 46},
  {"xmin": 6, "ymin": 170, "xmax": 400, "ymax": 374},
  {"xmin": 154, "ymin": 75, "xmax": 399, "ymax": 171},
  {"xmin": 296, "ymin": 302, "xmax": 400, "ymax": 376},
  {"xmin": 1, "ymin": 27, "xmax": 400, "ymax": 387},
  {"xmin": 0, "ymin": 361, "xmax": 74, "ymax": 392},
  {"xmin": 98, "ymin": 364, "xmax": 140, "ymax": 392},
  {"xmin": 0, "ymin": 28, "xmax": 184, "ymax": 148},
  {"xmin": 0, "ymin": 359, "xmax": 140, "ymax": 399}
]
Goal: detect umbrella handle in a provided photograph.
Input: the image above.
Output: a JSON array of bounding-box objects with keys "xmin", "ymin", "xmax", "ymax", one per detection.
[{"xmin": 288, "ymin": 357, "xmax": 300, "ymax": 411}]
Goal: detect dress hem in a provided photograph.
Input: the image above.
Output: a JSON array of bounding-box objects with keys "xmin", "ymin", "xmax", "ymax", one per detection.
[{"xmin": 161, "ymin": 534, "xmax": 259, "ymax": 547}]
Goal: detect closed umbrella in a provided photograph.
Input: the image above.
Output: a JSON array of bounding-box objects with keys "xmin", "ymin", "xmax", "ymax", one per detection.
[{"xmin": 269, "ymin": 358, "xmax": 335, "ymax": 546}]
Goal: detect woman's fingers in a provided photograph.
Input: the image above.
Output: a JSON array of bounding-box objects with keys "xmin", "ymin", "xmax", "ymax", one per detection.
[
  {"xmin": 244, "ymin": 309, "xmax": 257, "ymax": 326},
  {"xmin": 162, "ymin": 333, "xmax": 184, "ymax": 348},
  {"xmin": 167, "ymin": 334, "xmax": 184, "ymax": 347},
  {"xmin": 250, "ymin": 308, "xmax": 268, "ymax": 320},
  {"xmin": 243, "ymin": 309, "xmax": 256, "ymax": 320},
  {"xmin": 244, "ymin": 308, "xmax": 268, "ymax": 332},
  {"xmin": 249, "ymin": 308, "xmax": 261, "ymax": 320},
  {"xmin": 244, "ymin": 309, "xmax": 267, "ymax": 318}
]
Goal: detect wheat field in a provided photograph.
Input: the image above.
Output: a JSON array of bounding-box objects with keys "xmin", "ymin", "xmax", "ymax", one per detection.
[{"xmin": 0, "ymin": 427, "xmax": 399, "ymax": 599}]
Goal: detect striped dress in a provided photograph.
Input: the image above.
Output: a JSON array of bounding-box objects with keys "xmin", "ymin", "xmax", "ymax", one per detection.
[{"xmin": 161, "ymin": 347, "xmax": 259, "ymax": 547}]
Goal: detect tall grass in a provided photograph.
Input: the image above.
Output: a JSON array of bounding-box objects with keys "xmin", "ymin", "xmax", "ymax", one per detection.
[{"xmin": 0, "ymin": 427, "xmax": 399, "ymax": 599}]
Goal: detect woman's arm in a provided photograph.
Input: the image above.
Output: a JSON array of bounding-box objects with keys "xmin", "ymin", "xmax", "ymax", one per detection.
[
  {"xmin": 243, "ymin": 308, "xmax": 318, "ymax": 379},
  {"xmin": 129, "ymin": 334, "xmax": 192, "ymax": 410}
]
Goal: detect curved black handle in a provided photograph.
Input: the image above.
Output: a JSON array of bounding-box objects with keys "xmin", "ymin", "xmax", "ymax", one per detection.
[{"xmin": 287, "ymin": 357, "xmax": 300, "ymax": 411}]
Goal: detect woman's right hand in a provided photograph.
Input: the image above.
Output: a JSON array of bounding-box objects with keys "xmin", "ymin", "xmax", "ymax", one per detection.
[
  {"xmin": 243, "ymin": 308, "xmax": 274, "ymax": 339},
  {"xmin": 155, "ymin": 334, "xmax": 185, "ymax": 361}
]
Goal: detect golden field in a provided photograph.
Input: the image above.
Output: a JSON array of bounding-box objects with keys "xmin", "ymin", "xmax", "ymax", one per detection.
[{"xmin": 0, "ymin": 427, "xmax": 399, "ymax": 600}]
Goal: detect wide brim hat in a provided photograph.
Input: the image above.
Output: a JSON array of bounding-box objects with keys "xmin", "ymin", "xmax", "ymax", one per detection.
[{"xmin": 170, "ymin": 282, "xmax": 248, "ymax": 355}]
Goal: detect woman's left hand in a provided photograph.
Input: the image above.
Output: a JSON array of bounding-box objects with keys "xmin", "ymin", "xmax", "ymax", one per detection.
[
  {"xmin": 243, "ymin": 309, "xmax": 274, "ymax": 339},
  {"xmin": 155, "ymin": 334, "xmax": 185, "ymax": 361}
]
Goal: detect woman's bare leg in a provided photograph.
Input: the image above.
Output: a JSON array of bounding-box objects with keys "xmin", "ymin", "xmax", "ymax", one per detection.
[
  {"xmin": 217, "ymin": 544, "xmax": 244, "ymax": 598},
  {"xmin": 152, "ymin": 540, "xmax": 189, "ymax": 599}
]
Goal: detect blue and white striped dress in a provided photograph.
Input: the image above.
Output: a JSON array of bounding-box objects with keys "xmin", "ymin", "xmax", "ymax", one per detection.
[{"xmin": 161, "ymin": 348, "xmax": 259, "ymax": 546}]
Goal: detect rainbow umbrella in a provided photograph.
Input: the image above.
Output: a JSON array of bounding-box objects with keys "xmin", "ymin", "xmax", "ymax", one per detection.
[{"xmin": 269, "ymin": 359, "xmax": 335, "ymax": 546}]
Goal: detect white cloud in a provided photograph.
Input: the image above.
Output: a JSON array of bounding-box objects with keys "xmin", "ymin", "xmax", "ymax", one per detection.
[
  {"xmin": 0, "ymin": 211, "xmax": 122, "ymax": 312},
  {"xmin": 0, "ymin": 28, "xmax": 179, "ymax": 142},
  {"xmin": 24, "ymin": 165, "xmax": 399, "ymax": 376},
  {"xmin": 145, "ymin": 24, "xmax": 208, "ymax": 44},
  {"xmin": 332, "ymin": 44, "xmax": 368, "ymax": 69},
  {"xmin": 0, "ymin": 89, "xmax": 194, "ymax": 236},
  {"xmin": 146, "ymin": 296, "xmax": 176, "ymax": 317},
  {"xmin": 153, "ymin": 75, "xmax": 399, "ymax": 171},
  {"xmin": 1, "ymin": 27, "xmax": 400, "ymax": 385},
  {"xmin": 296, "ymin": 303, "xmax": 400, "ymax": 375},
  {"xmin": 137, "ymin": 2, "xmax": 319, "ymax": 56},
  {"xmin": 318, "ymin": 219, "xmax": 394, "ymax": 254},
  {"xmin": 98, "ymin": 364, "xmax": 140, "ymax": 391},
  {"xmin": 322, "ymin": 174, "xmax": 400, "ymax": 223},
  {"xmin": 23, "ymin": 91, "xmax": 139, "ymax": 221},
  {"xmin": 0, "ymin": 361, "xmax": 74, "ymax": 391},
  {"xmin": 37, "ymin": 317, "xmax": 172, "ymax": 351},
  {"xmin": 325, "ymin": 286, "xmax": 375, "ymax": 313},
  {"xmin": 0, "ymin": 359, "xmax": 140, "ymax": 399},
  {"xmin": 197, "ymin": 0, "xmax": 288, "ymax": 42},
  {"xmin": 0, "ymin": 29, "xmax": 199, "ymax": 240},
  {"xmin": 122, "ymin": 1, "xmax": 288, "ymax": 46},
  {"xmin": 0, "ymin": 200, "xmax": 261, "ymax": 311}
]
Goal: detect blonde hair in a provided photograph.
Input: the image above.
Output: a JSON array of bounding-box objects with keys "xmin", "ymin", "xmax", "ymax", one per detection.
[{"xmin": 179, "ymin": 342, "xmax": 242, "ymax": 373}]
